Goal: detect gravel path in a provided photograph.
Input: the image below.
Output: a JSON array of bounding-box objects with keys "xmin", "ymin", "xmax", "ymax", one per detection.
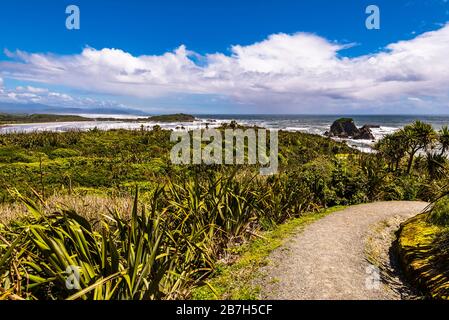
[{"xmin": 259, "ymin": 201, "xmax": 428, "ymax": 300}]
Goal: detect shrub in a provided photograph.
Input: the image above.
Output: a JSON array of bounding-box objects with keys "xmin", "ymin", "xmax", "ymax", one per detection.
[
  {"xmin": 50, "ymin": 148, "xmax": 81, "ymax": 159},
  {"xmin": 428, "ymin": 196, "xmax": 449, "ymax": 227}
]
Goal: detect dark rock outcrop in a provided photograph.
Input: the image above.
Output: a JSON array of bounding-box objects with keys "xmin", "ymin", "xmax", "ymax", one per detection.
[
  {"xmin": 354, "ymin": 125, "xmax": 375, "ymax": 140},
  {"xmin": 327, "ymin": 118, "xmax": 375, "ymax": 140},
  {"xmin": 328, "ymin": 118, "xmax": 359, "ymax": 138}
]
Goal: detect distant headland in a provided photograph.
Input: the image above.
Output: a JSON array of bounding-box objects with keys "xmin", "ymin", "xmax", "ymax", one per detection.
[{"xmin": 0, "ymin": 113, "xmax": 197, "ymax": 125}]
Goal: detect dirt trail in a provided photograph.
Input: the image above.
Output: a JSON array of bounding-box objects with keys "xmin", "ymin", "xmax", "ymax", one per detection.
[{"xmin": 260, "ymin": 201, "xmax": 428, "ymax": 300}]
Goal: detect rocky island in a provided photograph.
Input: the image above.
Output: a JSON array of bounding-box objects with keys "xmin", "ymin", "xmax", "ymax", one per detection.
[
  {"xmin": 148, "ymin": 113, "xmax": 196, "ymax": 122},
  {"xmin": 326, "ymin": 118, "xmax": 375, "ymax": 140}
]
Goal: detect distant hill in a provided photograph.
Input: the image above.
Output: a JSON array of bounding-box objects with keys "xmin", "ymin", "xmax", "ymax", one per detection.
[
  {"xmin": 0, "ymin": 112, "xmax": 198, "ymax": 125},
  {"xmin": 0, "ymin": 103, "xmax": 148, "ymax": 116}
]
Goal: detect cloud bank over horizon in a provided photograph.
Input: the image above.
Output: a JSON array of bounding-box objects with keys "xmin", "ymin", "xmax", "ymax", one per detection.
[
  {"xmin": 1, "ymin": 23, "xmax": 449, "ymax": 114},
  {"xmin": 0, "ymin": 78, "xmax": 132, "ymax": 112}
]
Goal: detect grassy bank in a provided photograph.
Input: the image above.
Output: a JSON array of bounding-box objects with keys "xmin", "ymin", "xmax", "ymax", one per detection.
[{"xmin": 397, "ymin": 209, "xmax": 449, "ymax": 299}]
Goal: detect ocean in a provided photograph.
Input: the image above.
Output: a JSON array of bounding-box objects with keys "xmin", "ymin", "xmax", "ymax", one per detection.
[{"xmin": 2, "ymin": 114, "xmax": 449, "ymax": 152}]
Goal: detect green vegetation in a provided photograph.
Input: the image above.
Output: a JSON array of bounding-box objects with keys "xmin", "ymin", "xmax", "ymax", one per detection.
[
  {"xmin": 148, "ymin": 113, "xmax": 196, "ymax": 122},
  {"xmin": 0, "ymin": 120, "xmax": 449, "ymax": 300},
  {"xmin": 0, "ymin": 129, "xmax": 174, "ymax": 201},
  {"xmin": 335, "ymin": 117, "xmax": 354, "ymax": 123},
  {"xmin": 375, "ymin": 122, "xmax": 449, "ymax": 300},
  {"xmin": 428, "ymin": 196, "xmax": 449, "ymax": 227},
  {"xmin": 0, "ymin": 128, "xmax": 361, "ymax": 204},
  {"xmin": 375, "ymin": 121, "xmax": 440, "ymax": 175}
]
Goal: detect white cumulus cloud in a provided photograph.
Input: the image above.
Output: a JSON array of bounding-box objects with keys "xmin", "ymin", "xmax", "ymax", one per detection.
[
  {"xmin": 0, "ymin": 84, "xmax": 126, "ymax": 110},
  {"xmin": 1, "ymin": 23, "xmax": 449, "ymax": 113}
]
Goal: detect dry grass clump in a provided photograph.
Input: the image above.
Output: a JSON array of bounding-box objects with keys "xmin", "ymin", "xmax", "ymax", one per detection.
[{"xmin": 0, "ymin": 194, "xmax": 134, "ymax": 226}]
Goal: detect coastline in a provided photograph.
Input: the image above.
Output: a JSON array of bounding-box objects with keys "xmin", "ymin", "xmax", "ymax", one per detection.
[
  {"xmin": 0, "ymin": 115, "xmax": 408, "ymax": 154},
  {"xmin": 0, "ymin": 114, "xmax": 409, "ymax": 152}
]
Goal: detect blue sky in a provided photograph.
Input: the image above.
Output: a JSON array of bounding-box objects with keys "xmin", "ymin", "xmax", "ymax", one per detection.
[{"xmin": 0, "ymin": 0, "xmax": 449, "ymax": 114}]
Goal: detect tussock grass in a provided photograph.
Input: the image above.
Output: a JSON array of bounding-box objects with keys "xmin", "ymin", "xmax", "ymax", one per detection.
[
  {"xmin": 0, "ymin": 170, "xmax": 337, "ymax": 300},
  {"xmin": 0, "ymin": 194, "xmax": 134, "ymax": 226}
]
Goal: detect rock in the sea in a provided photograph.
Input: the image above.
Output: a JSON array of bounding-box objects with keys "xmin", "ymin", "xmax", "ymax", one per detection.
[
  {"xmin": 328, "ymin": 118, "xmax": 360, "ymax": 138},
  {"xmin": 327, "ymin": 118, "xmax": 375, "ymax": 140},
  {"xmin": 354, "ymin": 125, "xmax": 375, "ymax": 140}
]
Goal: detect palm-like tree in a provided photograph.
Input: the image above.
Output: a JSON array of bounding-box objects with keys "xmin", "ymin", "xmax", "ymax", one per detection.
[
  {"xmin": 375, "ymin": 131, "xmax": 407, "ymax": 172},
  {"xmin": 403, "ymin": 121, "xmax": 437, "ymax": 174},
  {"xmin": 425, "ymin": 152, "xmax": 447, "ymax": 179},
  {"xmin": 438, "ymin": 126, "xmax": 449, "ymax": 156}
]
